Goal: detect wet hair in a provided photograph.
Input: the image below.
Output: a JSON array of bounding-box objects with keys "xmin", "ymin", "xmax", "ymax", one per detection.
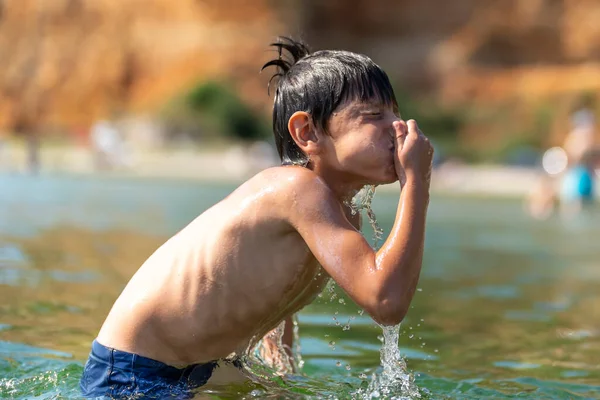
[{"xmin": 261, "ymin": 36, "xmax": 398, "ymax": 165}]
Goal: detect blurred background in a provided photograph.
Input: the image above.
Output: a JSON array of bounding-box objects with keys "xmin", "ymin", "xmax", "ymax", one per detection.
[
  {"xmin": 0, "ymin": 0, "xmax": 598, "ymax": 185},
  {"xmin": 1, "ymin": 1, "xmax": 600, "ymax": 399}
]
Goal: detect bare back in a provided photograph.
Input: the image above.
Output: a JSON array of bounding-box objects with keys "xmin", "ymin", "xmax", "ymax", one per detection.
[{"xmin": 97, "ymin": 167, "xmax": 348, "ymax": 367}]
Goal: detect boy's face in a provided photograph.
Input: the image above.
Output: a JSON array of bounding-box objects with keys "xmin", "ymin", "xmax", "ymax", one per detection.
[{"xmin": 321, "ymin": 100, "xmax": 399, "ymax": 185}]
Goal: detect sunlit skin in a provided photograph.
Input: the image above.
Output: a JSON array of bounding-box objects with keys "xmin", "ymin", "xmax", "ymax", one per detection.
[{"xmin": 96, "ymin": 99, "xmax": 433, "ymax": 383}]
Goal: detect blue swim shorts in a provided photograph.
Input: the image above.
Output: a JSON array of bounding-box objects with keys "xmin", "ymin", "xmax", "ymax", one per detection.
[{"xmin": 80, "ymin": 340, "xmax": 241, "ymax": 399}]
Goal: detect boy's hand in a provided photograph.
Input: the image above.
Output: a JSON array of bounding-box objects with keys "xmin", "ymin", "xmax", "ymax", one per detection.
[{"xmin": 393, "ymin": 119, "xmax": 433, "ymax": 187}]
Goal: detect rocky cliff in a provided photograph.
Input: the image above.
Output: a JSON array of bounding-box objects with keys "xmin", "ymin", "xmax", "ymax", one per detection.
[
  {"xmin": 0, "ymin": 0, "xmax": 286, "ymax": 131},
  {"xmin": 1, "ymin": 0, "xmax": 599, "ymax": 133},
  {"xmin": 302, "ymin": 0, "xmax": 600, "ymax": 102}
]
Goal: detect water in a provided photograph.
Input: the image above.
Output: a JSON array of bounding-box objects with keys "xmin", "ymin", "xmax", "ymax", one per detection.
[
  {"xmin": 1, "ymin": 173, "xmax": 600, "ymax": 399},
  {"xmin": 347, "ymin": 185, "xmax": 418, "ymax": 399},
  {"xmin": 344, "ymin": 185, "xmax": 384, "ymax": 249}
]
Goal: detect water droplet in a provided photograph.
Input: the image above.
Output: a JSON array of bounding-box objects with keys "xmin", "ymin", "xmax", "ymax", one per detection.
[
  {"xmin": 409, "ymin": 334, "xmax": 414, "ymax": 339},
  {"xmin": 334, "ymin": 311, "xmax": 339, "ymax": 315},
  {"xmin": 328, "ymin": 340, "xmax": 336, "ymax": 348},
  {"xmin": 350, "ymin": 316, "xmax": 356, "ymax": 320},
  {"xmin": 358, "ymin": 310, "xmax": 364, "ymax": 316},
  {"xmin": 359, "ymin": 373, "xmax": 367, "ymax": 379},
  {"xmin": 420, "ymin": 319, "xmax": 425, "ymax": 322},
  {"xmin": 338, "ymin": 298, "xmax": 345, "ymax": 304},
  {"xmin": 422, "ymin": 342, "xmax": 426, "ymax": 346},
  {"xmin": 417, "ymin": 324, "xmax": 420, "ymax": 327},
  {"xmin": 345, "ymin": 364, "xmax": 351, "ymax": 371},
  {"xmin": 377, "ymin": 335, "xmax": 384, "ymax": 342},
  {"xmin": 417, "ymin": 288, "xmax": 423, "ymax": 292},
  {"xmin": 434, "ymin": 349, "xmax": 439, "ymax": 353},
  {"xmin": 336, "ymin": 361, "xmax": 342, "ymax": 367},
  {"xmin": 324, "ymin": 334, "xmax": 329, "ymax": 337},
  {"xmin": 343, "ymin": 324, "xmax": 350, "ymax": 331}
]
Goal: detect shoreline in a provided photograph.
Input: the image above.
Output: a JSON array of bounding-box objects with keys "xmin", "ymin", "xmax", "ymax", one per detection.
[{"xmin": 0, "ymin": 142, "xmax": 549, "ymax": 198}]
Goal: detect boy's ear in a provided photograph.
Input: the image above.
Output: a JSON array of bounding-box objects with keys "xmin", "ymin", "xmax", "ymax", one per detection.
[{"xmin": 288, "ymin": 111, "xmax": 321, "ymax": 155}]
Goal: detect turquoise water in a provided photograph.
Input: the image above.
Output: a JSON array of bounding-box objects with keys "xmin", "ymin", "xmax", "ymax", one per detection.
[{"xmin": 1, "ymin": 173, "xmax": 600, "ymax": 399}]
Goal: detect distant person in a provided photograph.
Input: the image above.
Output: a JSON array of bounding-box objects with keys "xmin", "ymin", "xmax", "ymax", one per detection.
[
  {"xmin": 526, "ymin": 174, "xmax": 558, "ymax": 220},
  {"xmin": 90, "ymin": 119, "xmax": 126, "ymax": 170},
  {"xmin": 564, "ymin": 97, "xmax": 596, "ymax": 165},
  {"xmin": 0, "ymin": 133, "xmax": 6, "ymax": 170},
  {"xmin": 526, "ymin": 147, "xmax": 565, "ymax": 220},
  {"xmin": 559, "ymin": 97, "xmax": 597, "ymax": 216},
  {"xmin": 79, "ymin": 37, "xmax": 434, "ymax": 398},
  {"xmin": 559, "ymin": 150, "xmax": 597, "ymax": 217}
]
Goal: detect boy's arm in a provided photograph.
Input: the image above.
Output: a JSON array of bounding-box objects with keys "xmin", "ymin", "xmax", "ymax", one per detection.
[{"xmin": 291, "ymin": 120, "xmax": 432, "ymax": 326}]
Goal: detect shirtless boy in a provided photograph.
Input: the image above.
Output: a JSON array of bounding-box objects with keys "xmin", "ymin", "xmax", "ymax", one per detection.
[{"xmin": 80, "ymin": 37, "xmax": 433, "ymax": 398}]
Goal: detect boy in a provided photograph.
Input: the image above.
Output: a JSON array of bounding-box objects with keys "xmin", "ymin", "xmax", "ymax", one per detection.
[{"xmin": 80, "ymin": 37, "xmax": 433, "ymax": 398}]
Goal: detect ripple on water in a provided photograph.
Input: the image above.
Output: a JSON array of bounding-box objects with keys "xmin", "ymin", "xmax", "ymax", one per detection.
[
  {"xmin": 0, "ymin": 340, "xmax": 82, "ymax": 400},
  {"xmin": 0, "ymin": 267, "xmax": 99, "ymax": 287},
  {"xmin": 493, "ymin": 360, "xmax": 541, "ymax": 370}
]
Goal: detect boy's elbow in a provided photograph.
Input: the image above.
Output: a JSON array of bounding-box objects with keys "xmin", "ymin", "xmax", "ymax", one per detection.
[{"xmin": 366, "ymin": 294, "xmax": 409, "ymax": 326}]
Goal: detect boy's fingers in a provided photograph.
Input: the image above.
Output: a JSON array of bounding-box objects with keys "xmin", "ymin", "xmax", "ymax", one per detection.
[
  {"xmin": 393, "ymin": 120, "xmax": 407, "ymax": 147},
  {"xmin": 407, "ymin": 119, "xmax": 419, "ymax": 136}
]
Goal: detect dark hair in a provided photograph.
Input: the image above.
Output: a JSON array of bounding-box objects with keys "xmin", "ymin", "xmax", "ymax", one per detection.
[{"xmin": 261, "ymin": 36, "xmax": 398, "ymax": 165}]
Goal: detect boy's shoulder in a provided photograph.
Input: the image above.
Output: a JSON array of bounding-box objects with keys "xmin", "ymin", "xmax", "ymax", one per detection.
[
  {"xmin": 249, "ymin": 166, "xmax": 360, "ymax": 231},
  {"xmin": 252, "ymin": 166, "xmax": 335, "ymax": 201},
  {"xmin": 237, "ymin": 166, "xmax": 339, "ymax": 221}
]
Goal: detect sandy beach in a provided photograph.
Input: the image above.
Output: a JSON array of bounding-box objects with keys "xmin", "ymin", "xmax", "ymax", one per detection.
[{"xmin": 0, "ymin": 141, "xmax": 566, "ymax": 198}]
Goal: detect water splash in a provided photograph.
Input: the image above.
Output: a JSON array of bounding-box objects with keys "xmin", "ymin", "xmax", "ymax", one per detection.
[
  {"xmin": 291, "ymin": 314, "xmax": 305, "ymax": 370},
  {"xmin": 361, "ymin": 325, "xmax": 421, "ymax": 399},
  {"xmin": 242, "ymin": 320, "xmax": 295, "ymax": 383},
  {"xmin": 347, "ymin": 186, "xmax": 420, "ymax": 399},
  {"xmin": 344, "ymin": 185, "xmax": 384, "ymax": 248}
]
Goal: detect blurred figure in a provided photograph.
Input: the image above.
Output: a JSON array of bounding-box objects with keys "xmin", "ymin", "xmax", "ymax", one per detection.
[
  {"xmin": 558, "ymin": 96, "xmax": 598, "ymax": 217},
  {"xmin": 90, "ymin": 119, "xmax": 127, "ymax": 171},
  {"xmin": 0, "ymin": 132, "xmax": 6, "ymax": 170},
  {"xmin": 559, "ymin": 150, "xmax": 597, "ymax": 217},
  {"xmin": 526, "ymin": 174, "xmax": 558, "ymax": 220},
  {"xmin": 564, "ymin": 96, "xmax": 596, "ymax": 165},
  {"xmin": 526, "ymin": 146, "xmax": 566, "ymax": 219}
]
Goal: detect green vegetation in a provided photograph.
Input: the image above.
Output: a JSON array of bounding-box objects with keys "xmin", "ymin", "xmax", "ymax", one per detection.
[
  {"xmin": 394, "ymin": 87, "xmax": 559, "ymax": 164},
  {"xmin": 394, "ymin": 88, "xmax": 465, "ymax": 161},
  {"xmin": 159, "ymin": 80, "xmax": 561, "ymax": 165},
  {"xmin": 160, "ymin": 81, "xmax": 270, "ymax": 143}
]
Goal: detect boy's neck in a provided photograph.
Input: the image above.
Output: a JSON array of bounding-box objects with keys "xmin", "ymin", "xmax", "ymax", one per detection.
[{"xmin": 308, "ymin": 164, "xmax": 365, "ymax": 204}]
